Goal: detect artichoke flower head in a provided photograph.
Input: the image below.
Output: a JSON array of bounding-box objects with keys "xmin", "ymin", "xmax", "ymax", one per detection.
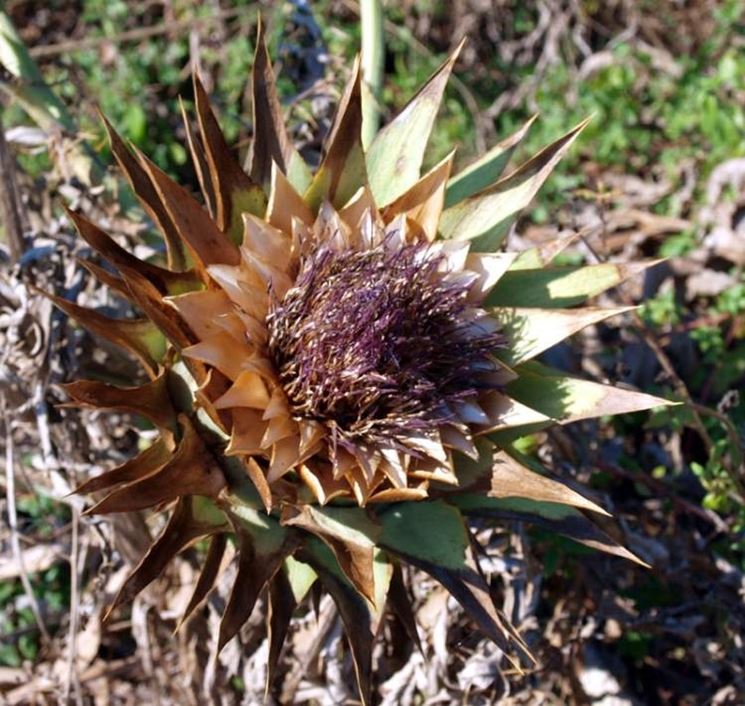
[{"xmin": 55, "ymin": 27, "xmax": 672, "ymax": 703}]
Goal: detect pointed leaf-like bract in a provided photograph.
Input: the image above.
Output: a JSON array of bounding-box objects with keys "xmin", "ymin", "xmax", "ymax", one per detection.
[
  {"xmin": 379, "ymin": 501, "xmax": 532, "ymax": 665},
  {"xmin": 86, "ymin": 416, "xmax": 226, "ymax": 514},
  {"xmin": 104, "ymin": 496, "xmax": 228, "ymax": 621},
  {"xmin": 445, "ymin": 114, "xmax": 536, "ymax": 208},
  {"xmin": 249, "ymin": 19, "xmax": 312, "ymax": 193},
  {"xmin": 487, "ymin": 449, "xmax": 609, "ymax": 516},
  {"xmin": 77, "ymin": 258, "xmax": 131, "ymax": 299},
  {"xmin": 510, "ymin": 229, "xmax": 582, "ymax": 270},
  {"xmin": 217, "ymin": 508, "xmax": 297, "ymax": 651},
  {"xmin": 61, "ymin": 374, "xmax": 177, "ymax": 437},
  {"xmin": 382, "ymin": 152, "xmax": 454, "ymax": 242},
  {"xmin": 439, "ymin": 118, "xmax": 589, "ymax": 251},
  {"xmin": 507, "ymin": 361, "xmax": 675, "ymax": 423},
  {"xmin": 192, "ymin": 74, "xmax": 267, "ymax": 243},
  {"xmin": 136, "ymin": 149, "xmax": 240, "ymax": 267},
  {"xmin": 99, "ymin": 113, "xmax": 189, "ymax": 271},
  {"xmin": 366, "ymin": 39, "xmax": 464, "ymax": 206},
  {"xmin": 116, "ymin": 266, "xmax": 194, "ymax": 352},
  {"xmin": 282, "ymin": 504, "xmax": 381, "ymax": 604},
  {"xmin": 453, "ymin": 493, "xmax": 646, "ymax": 565},
  {"xmin": 487, "ymin": 260, "xmax": 664, "ymax": 308},
  {"xmin": 300, "ymin": 537, "xmax": 380, "ymax": 706},
  {"xmin": 177, "ymin": 532, "xmax": 228, "ymax": 630},
  {"xmin": 386, "ymin": 564, "xmax": 422, "ymax": 654},
  {"xmin": 304, "ymin": 57, "xmax": 367, "ymax": 211},
  {"xmin": 180, "ymin": 97, "xmax": 217, "ymax": 218},
  {"xmin": 265, "ymin": 559, "xmax": 316, "ymax": 696},
  {"xmin": 74, "ymin": 436, "xmax": 172, "ymax": 496},
  {"xmin": 66, "ymin": 207, "xmax": 201, "ymax": 296},
  {"xmin": 265, "ymin": 569, "xmax": 295, "ymax": 696},
  {"xmin": 46, "ymin": 292, "xmax": 165, "ymax": 378},
  {"xmin": 494, "ymin": 306, "xmax": 634, "ymax": 366}
]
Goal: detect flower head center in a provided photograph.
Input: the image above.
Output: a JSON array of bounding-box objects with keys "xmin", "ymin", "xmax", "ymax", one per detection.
[{"xmin": 266, "ymin": 242, "xmax": 504, "ymax": 446}]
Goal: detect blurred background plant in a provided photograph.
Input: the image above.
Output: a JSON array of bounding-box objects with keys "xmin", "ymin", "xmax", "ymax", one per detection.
[{"xmin": 1, "ymin": 1, "xmax": 743, "ymax": 704}]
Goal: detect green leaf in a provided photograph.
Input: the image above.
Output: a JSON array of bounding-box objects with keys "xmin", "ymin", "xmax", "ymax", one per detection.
[
  {"xmin": 452, "ymin": 493, "xmax": 646, "ymax": 565},
  {"xmin": 445, "ymin": 115, "xmax": 536, "ymax": 208},
  {"xmin": 506, "ymin": 361, "xmax": 675, "ymax": 423},
  {"xmin": 283, "ymin": 555, "xmax": 317, "ymax": 604},
  {"xmin": 439, "ymin": 118, "xmax": 589, "ymax": 251},
  {"xmin": 509, "ymin": 231, "xmax": 581, "ymax": 270},
  {"xmin": 366, "ymin": 41, "xmax": 463, "ymax": 206},
  {"xmin": 495, "ymin": 306, "xmax": 634, "ymax": 366},
  {"xmin": 487, "ymin": 260, "xmax": 662, "ymax": 308},
  {"xmin": 379, "ymin": 500, "xmax": 469, "ymax": 571}
]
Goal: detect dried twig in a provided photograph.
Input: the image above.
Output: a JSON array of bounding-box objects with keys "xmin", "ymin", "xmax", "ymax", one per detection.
[
  {"xmin": 26, "ymin": 6, "xmax": 256, "ymax": 59},
  {"xmin": 2, "ymin": 393, "xmax": 52, "ymax": 645},
  {"xmin": 63, "ymin": 507, "xmax": 84, "ymax": 706},
  {"xmin": 0, "ymin": 105, "xmax": 25, "ymax": 262}
]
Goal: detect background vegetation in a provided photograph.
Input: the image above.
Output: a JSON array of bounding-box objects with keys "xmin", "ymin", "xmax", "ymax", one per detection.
[{"xmin": 1, "ymin": 1, "xmax": 744, "ymax": 704}]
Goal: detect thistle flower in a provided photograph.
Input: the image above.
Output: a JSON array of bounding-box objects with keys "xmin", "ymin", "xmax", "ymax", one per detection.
[{"xmin": 51, "ymin": 28, "xmax": 672, "ymax": 703}]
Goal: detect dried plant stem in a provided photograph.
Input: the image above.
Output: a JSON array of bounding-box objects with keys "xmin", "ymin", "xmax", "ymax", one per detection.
[
  {"xmin": 0, "ymin": 105, "xmax": 25, "ymax": 262},
  {"xmin": 2, "ymin": 394, "xmax": 52, "ymax": 644},
  {"xmin": 63, "ymin": 507, "xmax": 84, "ymax": 706},
  {"xmin": 24, "ymin": 7, "xmax": 255, "ymax": 59}
]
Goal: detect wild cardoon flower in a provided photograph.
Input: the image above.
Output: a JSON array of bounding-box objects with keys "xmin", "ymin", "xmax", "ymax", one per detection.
[{"xmin": 50, "ymin": 26, "xmax": 671, "ymax": 704}]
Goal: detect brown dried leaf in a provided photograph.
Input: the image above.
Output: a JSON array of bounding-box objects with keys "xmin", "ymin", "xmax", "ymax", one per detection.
[
  {"xmin": 86, "ymin": 415, "xmax": 226, "ymax": 514},
  {"xmin": 193, "ymin": 74, "xmax": 266, "ymax": 242},
  {"xmin": 66, "ymin": 207, "xmax": 201, "ymax": 296},
  {"xmin": 299, "ymin": 537, "xmax": 379, "ymax": 706},
  {"xmin": 488, "ymin": 449, "xmax": 609, "ymax": 515},
  {"xmin": 265, "ymin": 567, "xmax": 296, "ymax": 697},
  {"xmin": 137, "ymin": 149, "xmax": 240, "ymax": 267},
  {"xmin": 217, "ymin": 510, "xmax": 297, "ymax": 651},
  {"xmin": 387, "ymin": 564, "xmax": 422, "ymax": 654},
  {"xmin": 180, "ymin": 97, "xmax": 217, "ymax": 219},
  {"xmin": 104, "ymin": 496, "xmax": 228, "ymax": 621},
  {"xmin": 99, "ymin": 112, "xmax": 189, "ymax": 271},
  {"xmin": 281, "ymin": 504, "xmax": 381, "ymax": 605},
  {"xmin": 74, "ymin": 436, "xmax": 172, "ymax": 495},
  {"xmin": 176, "ymin": 532, "xmax": 228, "ymax": 630},
  {"xmin": 61, "ymin": 372, "xmax": 177, "ymax": 438},
  {"xmin": 248, "ymin": 18, "xmax": 311, "ymax": 192},
  {"xmin": 77, "ymin": 258, "xmax": 131, "ymax": 299},
  {"xmin": 45, "ymin": 292, "xmax": 165, "ymax": 378},
  {"xmin": 304, "ymin": 57, "xmax": 367, "ymax": 211}
]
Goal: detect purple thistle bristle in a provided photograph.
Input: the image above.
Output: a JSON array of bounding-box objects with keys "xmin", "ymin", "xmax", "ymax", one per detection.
[{"xmin": 266, "ymin": 241, "xmax": 506, "ymax": 447}]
